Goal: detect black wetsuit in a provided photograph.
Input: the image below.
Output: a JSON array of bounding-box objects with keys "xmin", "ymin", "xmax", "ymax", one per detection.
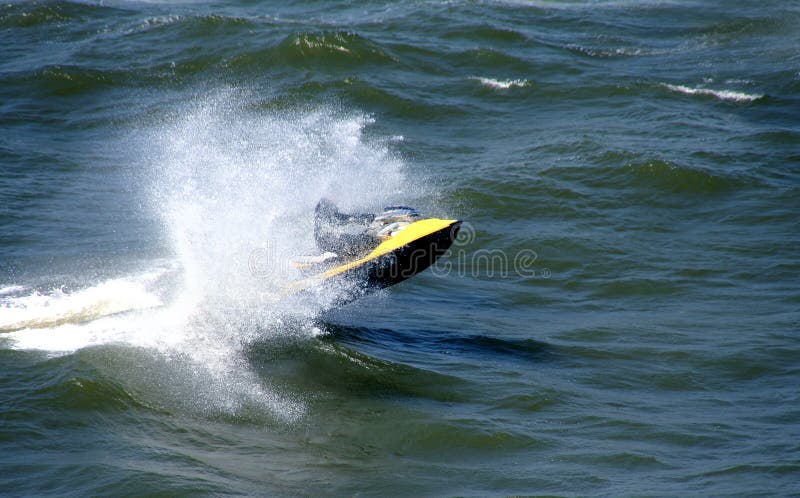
[{"xmin": 314, "ymin": 199, "xmax": 377, "ymax": 257}]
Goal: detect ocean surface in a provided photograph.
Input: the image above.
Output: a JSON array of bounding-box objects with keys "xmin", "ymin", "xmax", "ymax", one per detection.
[{"xmin": 1, "ymin": 0, "xmax": 799, "ymax": 495}]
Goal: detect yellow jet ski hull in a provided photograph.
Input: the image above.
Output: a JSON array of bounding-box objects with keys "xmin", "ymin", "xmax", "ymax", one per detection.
[{"xmin": 289, "ymin": 218, "xmax": 461, "ymax": 301}]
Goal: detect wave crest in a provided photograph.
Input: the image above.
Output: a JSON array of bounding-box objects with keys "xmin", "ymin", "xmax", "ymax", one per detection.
[{"xmin": 280, "ymin": 31, "xmax": 399, "ymax": 65}]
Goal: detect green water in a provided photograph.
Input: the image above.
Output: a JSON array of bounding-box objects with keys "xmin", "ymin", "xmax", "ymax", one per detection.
[{"xmin": 1, "ymin": 0, "xmax": 799, "ymax": 495}]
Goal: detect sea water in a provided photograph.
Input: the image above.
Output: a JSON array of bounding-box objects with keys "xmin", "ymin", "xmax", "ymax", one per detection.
[{"xmin": 1, "ymin": 1, "xmax": 798, "ymax": 494}]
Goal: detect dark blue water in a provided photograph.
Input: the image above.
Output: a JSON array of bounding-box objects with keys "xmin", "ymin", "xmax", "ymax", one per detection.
[{"xmin": 1, "ymin": 0, "xmax": 799, "ymax": 495}]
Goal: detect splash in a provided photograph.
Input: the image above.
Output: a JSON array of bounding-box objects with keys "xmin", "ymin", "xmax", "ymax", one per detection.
[
  {"xmin": 3, "ymin": 90, "xmax": 415, "ymax": 422},
  {"xmin": 149, "ymin": 90, "xmax": 409, "ymax": 314}
]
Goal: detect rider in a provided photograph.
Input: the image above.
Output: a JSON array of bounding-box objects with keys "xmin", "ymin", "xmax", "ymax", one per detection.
[{"xmin": 314, "ymin": 198, "xmax": 377, "ymax": 257}]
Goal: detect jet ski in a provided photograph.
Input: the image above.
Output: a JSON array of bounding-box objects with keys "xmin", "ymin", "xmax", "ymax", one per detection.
[{"xmin": 287, "ymin": 201, "xmax": 461, "ymax": 303}]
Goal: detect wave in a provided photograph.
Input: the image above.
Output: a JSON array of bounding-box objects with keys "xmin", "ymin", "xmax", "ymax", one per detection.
[
  {"xmin": 221, "ymin": 31, "xmax": 400, "ymax": 76},
  {"xmin": 127, "ymin": 13, "xmax": 253, "ymax": 35},
  {"xmin": 566, "ymin": 44, "xmax": 650, "ymax": 58},
  {"xmin": 121, "ymin": 14, "xmax": 258, "ymax": 38},
  {"xmin": 0, "ymin": 65, "xmax": 121, "ymax": 99},
  {"xmin": 0, "ymin": 1, "xmax": 125, "ymax": 28},
  {"xmin": 442, "ymin": 25, "xmax": 528, "ymax": 44},
  {"xmin": 446, "ymin": 47, "xmax": 535, "ymax": 74},
  {"xmin": 326, "ymin": 325, "xmax": 552, "ymax": 363},
  {"xmin": 278, "ymin": 31, "xmax": 399, "ymax": 65},
  {"xmin": 662, "ymin": 83, "xmax": 763, "ymax": 102},
  {"xmin": 469, "ymin": 77, "xmax": 529, "ymax": 90},
  {"xmin": 541, "ymin": 159, "xmax": 748, "ymax": 196},
  {"xmin": 276, "ymin": 338, "xmax": 471, "ymax": 402},
  {"xmin": 3, "ymin": 31, "xmax": 403, "ymax": 97},
  {"xmin": 627, "ymin": 160, "xmax": 755, "ymax": 196},
  {"xmin": 124, "ymin": 14, "xmax": 185, "ymax": 35},
  {"xmin": 338, "ymin": 81, "xmax": 467, "ymax": 120}
]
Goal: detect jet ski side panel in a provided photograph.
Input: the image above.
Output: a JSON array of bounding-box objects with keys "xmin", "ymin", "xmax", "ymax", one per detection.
[{"xmin": 287, "ymin": 219, "xmax": 461, "ymax": 299}]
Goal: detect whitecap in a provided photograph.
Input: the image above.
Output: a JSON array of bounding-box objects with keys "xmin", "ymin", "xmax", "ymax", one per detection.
[
  {"xmin": 663, "ymin": 83, "xmax": 763, "ymax": 102},
  {"xmin": 470, "ymin": 77, "xmax": 529, "ymax": 90}
]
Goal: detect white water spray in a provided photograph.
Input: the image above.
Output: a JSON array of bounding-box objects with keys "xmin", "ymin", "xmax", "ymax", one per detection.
[{"xmin": 2, "ymin": 91, "xmax": 418, "ymax": 422}]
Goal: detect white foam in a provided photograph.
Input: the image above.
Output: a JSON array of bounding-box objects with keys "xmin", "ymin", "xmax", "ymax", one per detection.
[
  {"xmin": 0, "ymin": 276, "xmax": 162, "ymax": 333},
  {"xmin": 470, "ymin": 76, "xmax": 529, "ymax": 90},
  {"xmin": 0, "ymin": 285, "xmax": 25, "ymax": 296},
  {"xmin": 663, "ymin": 83, "xmax": 763, "ymax": 102}
]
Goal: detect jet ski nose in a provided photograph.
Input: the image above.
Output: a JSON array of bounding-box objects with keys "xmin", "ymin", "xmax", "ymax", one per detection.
[{"xmin": 448, "ymin": 220, "xmax": 462, "ymax": 242}]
